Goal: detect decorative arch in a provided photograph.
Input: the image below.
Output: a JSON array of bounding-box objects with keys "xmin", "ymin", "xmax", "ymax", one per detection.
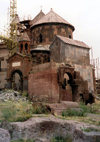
[
  {"xmin": 11, "ymin": 70, "xmax": 23, "ymax": 91},
  {"xmin": 58, "ymin": 66, "xmax": 78, "ymax": 102}
]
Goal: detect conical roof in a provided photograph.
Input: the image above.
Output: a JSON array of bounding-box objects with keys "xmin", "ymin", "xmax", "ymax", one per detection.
[
  {"xmin": 30, "ymin": 10, "xmax": 45, "ymax": 26},
  {"xmin": 19, "ymin": 32, "xmax": 30, "ymax": 42},
  {"xmin": 31, "ymin": 9, "xmax": 75, "ymax": 30}
]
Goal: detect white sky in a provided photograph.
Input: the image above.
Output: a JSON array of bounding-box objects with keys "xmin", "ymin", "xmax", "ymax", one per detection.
[{"xmin": 0, "ymin": 0, "xmax": 100, "ymax": 59}]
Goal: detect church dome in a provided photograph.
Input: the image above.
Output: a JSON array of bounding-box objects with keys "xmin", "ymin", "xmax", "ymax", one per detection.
[{"xmin": 31, "ymin": 8, "xmax": 75, "ymax": 31}]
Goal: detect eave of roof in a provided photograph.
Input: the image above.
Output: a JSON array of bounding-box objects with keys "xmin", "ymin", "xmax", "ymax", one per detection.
[
  {"xmin": 31, "ymin": 47, "xmax": 50, "ymax": 51},
  {"xmin": 56, "ymin": 35, "xmax": 90, "ymax": 49},
  {"xmin": 7, "ymin": 52, "xmax": 29, "ymax": 61}
]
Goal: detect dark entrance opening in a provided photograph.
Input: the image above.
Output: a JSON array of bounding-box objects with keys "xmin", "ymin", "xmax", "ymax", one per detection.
[
  {"xmin": 25, "ymin": 43, "xmax": 28, "ymax": 53},
  {"xmin": 11, "ymin": 70, "xmax": 23, "ymax": 91},
  {"xmin": 85, "ymin": 93, "xmax": 95, "ymax": 105},
  {"xmin": 20, "ymin": 44, "xmax": 23, "ymax": 53},
  {"xmin": 60, "ymin": 71, "xmax": 78, "ymax": 102},
  {"xmin": 60, "ymin": 72, "xmax": 73, "ymax": 101}
]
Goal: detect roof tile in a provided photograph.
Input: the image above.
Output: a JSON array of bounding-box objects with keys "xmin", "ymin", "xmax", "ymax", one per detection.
[
  {"xmin": 57, "ymin": 35, "xmax": 90, "ymax": 49},
  {"xmin": 31, "ymin": 9, "xmax": 74, "ymax": 30}
]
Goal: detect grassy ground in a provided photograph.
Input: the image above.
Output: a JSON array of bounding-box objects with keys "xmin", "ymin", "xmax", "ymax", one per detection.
[
  {"xmin": 0, "ymin": 100, "xmax": 49, "ymax": 122},
  {"xmin": 61, "ymin": 100, "xmax": 100, "ymax": 126},
  {"xmin": 51, "ymin": 136, "xmax": 72, "ymax": 142},
  {"xmin": 0, "ymin": 91, "xmax": 100, "ymax": 126}
]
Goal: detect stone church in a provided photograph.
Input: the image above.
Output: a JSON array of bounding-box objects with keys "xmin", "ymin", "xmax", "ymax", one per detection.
[{"xmin": 0, "ymin": 9, "xmax": 95, "ymax": 103}]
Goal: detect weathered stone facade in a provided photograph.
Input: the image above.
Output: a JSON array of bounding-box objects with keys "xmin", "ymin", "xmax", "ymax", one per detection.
[
  {"xmin": 28, "ymin": 62, "xmax": 59, "ymax": 103},
  {"xmin": 0, "ymin": 9, "xmax": 95, "ymax": 103},
  {"xmin": 31, "ymin": 24, "xmax": 73, "ymax": 47},
  {"xmin": 50, "ymin": 36, "xmax": 90, "ymax": 65}
]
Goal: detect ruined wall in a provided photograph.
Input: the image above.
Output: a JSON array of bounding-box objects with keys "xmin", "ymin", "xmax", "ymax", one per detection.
[
  {"xmin": 74, "ymin": 64, "xmax": 94, "ymax": 93},
  {"xmin": 50, "ymin": 39, "xmax": 94, "ymax": 94},
  {"xmin": 31, "ymin": 24, "xmax": 73, "ymax": 46},
  {"xmin": 96, "ymin": 79, "xmax": 100, "ymax": 94},
  {"xmin": 0, "ymin": 46, "xmax": 9, "ymax": 89},
  {"xmin": 28, "ymin": 62, "xmax": 59, "ymax": 103}
]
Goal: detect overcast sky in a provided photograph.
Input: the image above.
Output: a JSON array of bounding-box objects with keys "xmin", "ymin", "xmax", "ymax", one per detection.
[{"xmin": 0, "ymin": 0, "xmax": 100, "ymax": 59}]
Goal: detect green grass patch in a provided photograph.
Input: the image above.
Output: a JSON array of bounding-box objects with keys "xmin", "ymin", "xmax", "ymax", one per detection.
[
  {"xmin": 62, "ymin": 103, "xmax": 97, "ymax": 117},
  {"xmin": 0, "ymin": 100, "xmax": 49, "ymax": 122},
  {"xmin": 81, "ymin": 127, "xmax": 100, "ymax": 132},
  {"xmin": 32, "ymin": 103, "xmax": 50, "ymax": 114},
  {"xmin": 51, "ymin": 136, "xmax": 72, "ymax": 142},
  {"xmin": 62, "ymin": 109, "xmax": 85, "ymax": 117}
]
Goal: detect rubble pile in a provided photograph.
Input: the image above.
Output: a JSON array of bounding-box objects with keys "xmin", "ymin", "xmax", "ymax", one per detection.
[
  {"xmin": 0, "ymin": 90, "xmax": 27, "ymax": 102},
  {"xmin": 0, "ymin": 128, "xmax": 10, "ymax": 142}
]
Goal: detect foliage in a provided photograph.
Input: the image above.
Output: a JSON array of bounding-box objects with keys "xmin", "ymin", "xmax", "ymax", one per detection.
[
  {"xmin": 22, "ymin": 91, "xmax": 28, "ymax": 98},
  {"xmin": 0, "ymin": 35, "xmax": 17, "ymax": 50},
  {"xmin": 62, "ymin": 108, "xmax": 85, "ymax": 117},
  {"xmin": 62, "ymin": 103, "xmax": 97, "ymax": 117},
  {"xmin": 1, "ymin": 105, "xmax": 17, "ymax": 121},
  {"xmin": 0, "ymin": 100, "xmax": 33, "ymax": 122},
  {"xmin": 32, "ymin": 103, "xmax": 50, "ymax": 114},
  {"xmin": 0, "ymin": 99, "xmax": 50, "ymax": 122},
  {"xmin": 80, "ymin": 103, "xmax": 96, "ymax": 114},
  {"xmin": 51, "ymin": 136, "xmax": 72, "ymax": 142}
]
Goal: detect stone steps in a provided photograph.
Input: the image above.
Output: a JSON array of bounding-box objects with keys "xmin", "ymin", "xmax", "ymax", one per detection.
[{"xmin": 46, "ymin": 101, "xmax": 79, "ymax": 115}]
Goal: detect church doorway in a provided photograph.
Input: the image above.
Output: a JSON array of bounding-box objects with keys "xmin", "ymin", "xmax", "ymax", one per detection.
[
  {"xmin": 11, "ymin": 70, "xmax": 23, "ymax": 91},
  {"xmin": 61, "ymin": 72, "xmax": 73, "ymax": 101}
]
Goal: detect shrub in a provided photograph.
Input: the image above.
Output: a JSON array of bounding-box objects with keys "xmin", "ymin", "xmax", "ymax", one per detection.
[
  {"xmin": 62, "ymin": 109, "xmax": 85, "ymax": 117},
  {"xmin": 32, "ymin": 103, "xmax": 50, "ymax": 114},
  {"xmin": 1, "ymin": 105, "xmax": 17, "ymax": 121},
  {"xmin": 80, "ymin": 103, "xmax": 96, "ymax": 114},
  {"xmin": 22, "ymin": 91, "xmax": 28, "ymax": 97},
  {"xmin": 62, "ymin": 103, "xmax": 97, "ymax": 117},
  {"xmin": 0, "ymin": 101, "xmax": 33, "ymax": 122}
]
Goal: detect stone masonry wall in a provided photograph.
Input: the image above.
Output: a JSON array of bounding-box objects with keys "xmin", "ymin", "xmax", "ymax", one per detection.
[
  {"xmin": 74, "ymin": 64, "xmax": 94, "ymax": 93},
  {"xmin": 32, "ymin": 24, "xmax": 73, "ymax": 46},
  {"xmin": 50, "ymin": 38, "xmax": 90, "ymax": 66},
  {"xmin": 28, "ymin": 62, "xmax": 59, "ymax": 103}
]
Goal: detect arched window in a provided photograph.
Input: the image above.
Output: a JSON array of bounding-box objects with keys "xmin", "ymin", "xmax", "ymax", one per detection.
[
  {"xmin": 20, "ymin": 44, "xmax": 23, "ymax": 53},
  {"xmin": 25, "ymin": 43, "xmax": 28, "ymax": 50},
  {"xmin": 69, "ymin": 35, "xmax": 72, "ymax": 39},
  {"xmin": 25, "ymin": 43, "xmax": 28, "ymax": 54},
  {"xmin": 39, "ymin": 34, "xmax": 43, "ymax": 43}
]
